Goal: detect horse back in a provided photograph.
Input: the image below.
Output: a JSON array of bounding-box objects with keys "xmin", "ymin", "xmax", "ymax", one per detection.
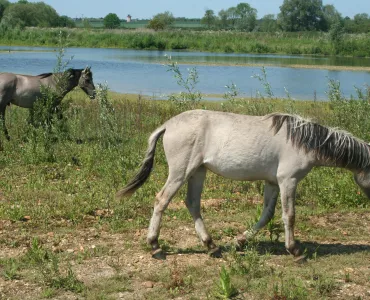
[{"xmin": 162, "ymin": 110, "xmax": 303, "ymax": 182}]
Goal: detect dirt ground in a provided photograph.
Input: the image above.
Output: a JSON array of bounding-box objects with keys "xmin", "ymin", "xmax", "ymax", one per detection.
[{"xmin": 0, "ymin": 200, "xmax": 369, "ymax": 299}]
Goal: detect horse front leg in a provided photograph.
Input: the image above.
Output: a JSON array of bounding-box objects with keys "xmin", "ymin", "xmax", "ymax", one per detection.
[
  {"xmin": 278, "ymin": 178, "xmax": 302, "ymax": 257},
  {"xmin": 236, "ymin": 181, "xmax": 279, "ymax": 248},
  {"xmin": 0, "ymin": 107, "xmax": 10, "ymax": 141}
]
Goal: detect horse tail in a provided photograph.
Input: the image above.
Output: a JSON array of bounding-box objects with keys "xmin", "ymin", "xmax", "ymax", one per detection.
[{"xmin": 116, "ymin": 125, "xmax": 166, "ymax": 199}]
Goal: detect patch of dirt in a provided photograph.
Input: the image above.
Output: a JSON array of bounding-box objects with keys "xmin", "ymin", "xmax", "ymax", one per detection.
[
  {"xmin": 308, "ymin": 211, "xmax": 370, "ymax": 242},
  {"xmin": 334, "ymin": 282, "xmax": 370, "ymax": 299},
  {"xmin": 0, "ymin": 277, "xmax": 42, "ymax": 300},
  {"xmin": 0, "ymin": 208, "xmax": 369, "ymax": 299}
]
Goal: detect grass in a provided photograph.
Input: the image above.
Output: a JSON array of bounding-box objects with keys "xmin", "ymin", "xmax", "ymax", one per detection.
[
  {"xmin": 0, "ymin": 71, "xmax": 369, "ymax": 298},
  {"xmin": 1, "ymin": 27, "xmax": 370, "ymax": 57},
  {"xmin": 74, "ymin": 19, "xmax": 203, "ymax": 30}
]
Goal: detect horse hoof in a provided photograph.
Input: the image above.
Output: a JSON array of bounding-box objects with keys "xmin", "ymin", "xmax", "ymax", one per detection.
[
  {"xmin": 151, "ymin": 248, "xmax": 166, "ymax": 260},
  {"xmin": 235, "ymin": 235, "xmax": 246, "ymax": 251},
  {"xmin": 294, "ymin": 254, "xmax": 307, "ymax": 264},
  {"xmin": 244, "ymin": 229, "xmax": 256, "ymax": 240},
  {"xmin": 208, "ymin": 247, "xmax": 222, "ymax": 258},
  {"xmin": 287, "ymin": 241, "xmax": 302, "ymax": 257}
]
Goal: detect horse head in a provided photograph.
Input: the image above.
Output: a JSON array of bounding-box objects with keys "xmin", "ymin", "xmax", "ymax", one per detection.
[{"xmin": 78, "ymin": 67, "xmax": 96, "ymax": 99}]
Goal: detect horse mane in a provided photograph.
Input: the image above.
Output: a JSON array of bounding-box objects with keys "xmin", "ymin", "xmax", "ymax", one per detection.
[
  {"xmin": 38, "ymin": 72, "xmax": 53, "ymax": 79},
  {"xmin": 37, "ymin": 69, "xmax": 84, "ymax": 79},
  {"xmin": 267, "ymin": 113, "xmax": 370, "ymax": 169}
]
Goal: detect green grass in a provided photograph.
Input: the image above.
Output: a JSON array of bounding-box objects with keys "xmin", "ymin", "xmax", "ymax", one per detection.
[
  {"xmin": 74, "ymin": 19, "xmax": 203, "ymax": 30},
  {"xmin": 1, "ymin": 27, "xmax": 370, "ymax": 57},
  {"xmin": 0, "ymin": 78, "xmax": 369, "ymax": 299}
]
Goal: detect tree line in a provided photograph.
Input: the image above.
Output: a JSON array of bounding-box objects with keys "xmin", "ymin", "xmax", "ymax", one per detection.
[
  {"xmin": 0, "ymin": 0, "xmax": 369, "ymax": 34},
  {"xmin": 0, "ymin": 0, "xmax": 75, "ymax": 29},
  {"xmin": 199, "ymin": 0, "xmax": 370, "ymax": 33}
]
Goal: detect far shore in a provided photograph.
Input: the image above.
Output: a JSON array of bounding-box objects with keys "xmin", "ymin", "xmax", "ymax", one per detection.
[
  {"xmin": 2, "ymin": 46, "xmax": 370, "ymax": 72},
  {"xmin": 164, "ymin": 61, "xmax": 370, "ymax": 72}
]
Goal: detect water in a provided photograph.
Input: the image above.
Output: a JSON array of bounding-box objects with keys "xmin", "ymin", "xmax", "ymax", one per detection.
[{"xmin": 1, "ymin": 46, "xmax": 370, "ymax": 100}]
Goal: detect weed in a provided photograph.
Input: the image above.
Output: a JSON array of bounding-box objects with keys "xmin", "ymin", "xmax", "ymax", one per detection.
[
  {"xmin": 273, "ymin": 276, "xmax": 309, "ymax": 300},
  {"xmin": 266, "ymin": 217, "xmax": 283, "ymax": 242},
  {"xmin": 228, "ymin": 245, "xmax": 266, "ymax": 279},
  {"xmin": 1, "ymin": 258, "xmax": 20, "ymax": 280},
  {"xmin": 223, "ymin": 82, "xmax": 240, "ymax": 104},
  {"xmin": 344, "ymin": 272, "xmax": 351, "ymax": 283},
  {"xmin": 23, "ymin": 238, "xmax": 85, "ymax": 293},
  {"xmin": 164, "ymin": 259, "xmax": 193, "ymax": 296},
  {"xmin": 251, "ymin": 67, "xmax": 274, "ymax": 99},
  {"xmin": 41, "ymin": 287, "xmax": 57, "ymax": 298},
  {"xmin": 47, "ymin": 264, "xmax": 85, "ymax": 293},
  {"xmin": 165, "ymin": 54, "xmax": 202, "ymax": 110},
  {"xmin": 311, "ymin": 273, "xmax": 337, "ymax": 297},
  {"xmin": 213, "ymin": 266, "xmax": 238, "ymax": 299}
]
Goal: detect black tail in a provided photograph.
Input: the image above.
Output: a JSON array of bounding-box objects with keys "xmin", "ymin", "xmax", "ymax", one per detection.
[{"xmin": 116, "ymin": 126, "xmax": 166, "ymax": 198}]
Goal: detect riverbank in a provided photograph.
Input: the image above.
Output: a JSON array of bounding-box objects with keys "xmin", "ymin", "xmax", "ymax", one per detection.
[{"xmin": 1, "ymin": 27, "xmax": 370, "ymax": 57}]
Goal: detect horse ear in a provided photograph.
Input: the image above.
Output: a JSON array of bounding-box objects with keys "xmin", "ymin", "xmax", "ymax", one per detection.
[
  {"xmin": 83, "ymin": 66, "xmax": 91, "ymax": 74},
  {"xmin": 65, "ymin": 68, "xmax": 74, "ymax": 78}
]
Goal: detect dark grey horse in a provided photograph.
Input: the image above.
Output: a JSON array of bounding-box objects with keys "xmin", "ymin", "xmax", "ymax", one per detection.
[{"xmin": 0, "ymin": 67, "xmax": 96, "ymax": 139}]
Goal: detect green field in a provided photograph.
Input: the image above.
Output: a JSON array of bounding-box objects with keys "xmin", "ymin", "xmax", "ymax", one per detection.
[
  {"xmin": 0, "ymin": 65, "xmax": 369, "ymax": 299},
  {"xmin": 1, "ymin": 27, "xmax": 369, "ymax": 57}
]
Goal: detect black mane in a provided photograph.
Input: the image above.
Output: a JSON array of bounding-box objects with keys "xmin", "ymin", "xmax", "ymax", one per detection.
[{"xmin": 37, "ymin": 72, "xmax": 53, "ymax": 79}]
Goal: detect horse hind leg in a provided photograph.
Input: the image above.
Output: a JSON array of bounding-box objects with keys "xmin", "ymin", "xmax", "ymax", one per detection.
[
  {"xmin": 236, "ymin": 181, "xmax": 279, "ymax": 248},
  {"xmin": 185, "ymin": 166, "xmax": 221, "ymax": 258},
  {"xmin": 147, "ymin": 170, "xmax": 187, "ymax": 259}
]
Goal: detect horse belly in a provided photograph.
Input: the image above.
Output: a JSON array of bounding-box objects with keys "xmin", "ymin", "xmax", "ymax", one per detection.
[
  {"xmin": 12, "ymin": 91, "xmax": 39, "ymax": 108},
  {"xmin": 204, "ymin": 155, "xmax": 278, "ymax": 182}
]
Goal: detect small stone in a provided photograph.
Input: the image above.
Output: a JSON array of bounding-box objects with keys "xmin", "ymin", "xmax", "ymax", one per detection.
[{"xmin": 142, "ymin": 281, "xmax": 154, "ymax": 288}]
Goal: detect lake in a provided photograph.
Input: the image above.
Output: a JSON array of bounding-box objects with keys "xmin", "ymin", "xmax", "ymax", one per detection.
[{"xmin": 1, "ymin": 46, "xmax": 370, "ymax": 101}]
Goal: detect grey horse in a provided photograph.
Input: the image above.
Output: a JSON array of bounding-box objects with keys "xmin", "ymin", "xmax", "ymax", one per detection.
[
  {"xmin": 0, "ymin": 67, "xmax": 96, "ymax": 139},
  {"xmin": 116, "ymin": 109, "xmax": 370, "ymax": 260}
]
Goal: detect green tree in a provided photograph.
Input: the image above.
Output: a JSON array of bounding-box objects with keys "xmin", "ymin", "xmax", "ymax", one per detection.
[
  {"xmin": 1, "ymin": 1, "xmax": 59, "ymax": 28},
  {"xmin": 353, "ymin": 13, "xmax": 370, "ymax": 33},
  {"xmin": 201, "ymin": 9, "xmax": 216, "ymax": 29},
  {"xmin": 34, "ymin": 2, "xmax": 59, "ymax": 27},
  {"xmin": 226, "ymin": 7, "xmax": 238, "ymax": 28},
  {"xmin": 278, "ymin": 0, "xmax": 326, "ymax": 31},
  {"xmin": 0, "ymin": 0, "xmax": 9, "ymax": 21},
  {"xmin": 343, "ymin": 14, "xmax": 370, "ymax": 33},
  {"xmin": 147, "ymin": 11, "xmax": 174, "ymax": 31},
  {"xmin": 217, "ymin": 9, "xmax": 229, "ymax": 29},
  {"xmin": 103, "ymin": 13, "xmax": 121, "ymax": 29},
  {"xmin": 58, "ymin": 15, "xmax": 75, "ymax": 28},
  {"xmin": 323, "ymin": 4, "xmax": 342, "ymax": 30},
  {"xmin": 235, "ymin": 2, "xmax": 257, "ymax": 31},
  {"xmin": 259, "ymin": 14, "xmax": 278, "ymax": 32}
]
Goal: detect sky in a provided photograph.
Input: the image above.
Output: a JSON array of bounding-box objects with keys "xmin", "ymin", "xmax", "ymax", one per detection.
[{"xmin": 8, "ymin": 0, "xmax": 370, "ymax": 19}]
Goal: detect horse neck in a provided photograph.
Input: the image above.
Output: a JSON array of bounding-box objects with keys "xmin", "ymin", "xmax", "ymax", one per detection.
[
  {"xmin": 314, "ymin": 156, "xmax": 363, "ymax": 173},
  {"xmin": 48, "ymin": 72, "xmax": 79, "ymax": 97}
]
